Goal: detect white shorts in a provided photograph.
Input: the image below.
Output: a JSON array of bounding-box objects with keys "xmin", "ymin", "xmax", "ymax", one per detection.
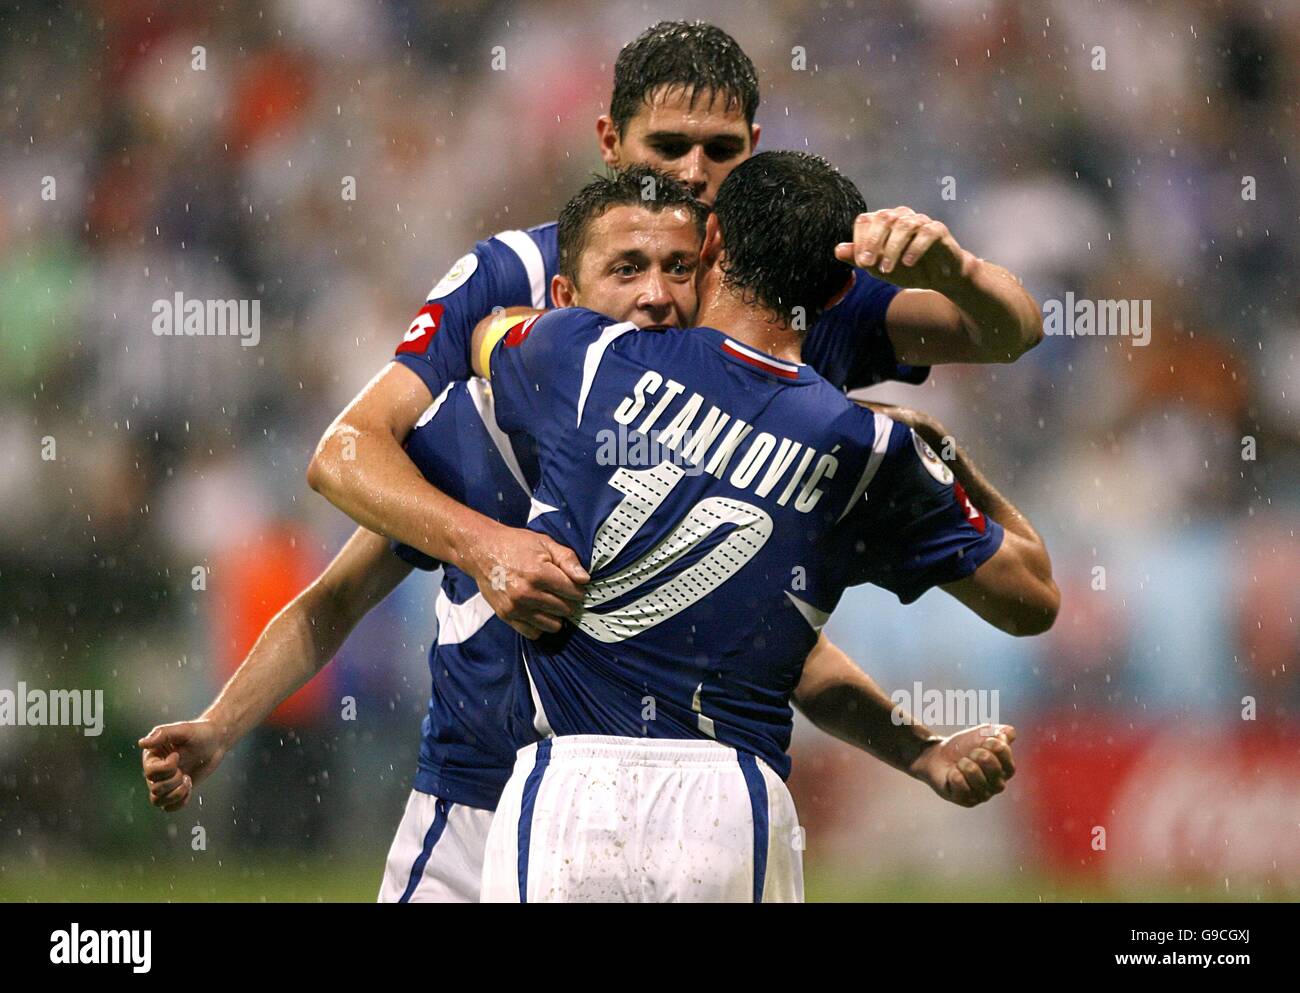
[
  {"xmin": 377, "ymin": 789, "xmax": 495, "ymax": 903},
  {"xmin": 481, "ymin": 735, "xmax": 803, "ymax": 903}
]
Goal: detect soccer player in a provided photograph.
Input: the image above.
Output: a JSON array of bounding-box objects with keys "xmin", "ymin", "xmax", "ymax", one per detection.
[
  {"xmin": 139, "ymin": 168, "xmax": 1046, "ymax": 902},
  {"xmin": 306, "ymin": 21, "xmax": 1045, "ymax": 643},
  {"xmin": 291, "ymin": 21, "xmax": 1045, "ymax": 900},
  {"xmin": 464, "ymin": 154, "xmax": 1056, "ymax": 901}
]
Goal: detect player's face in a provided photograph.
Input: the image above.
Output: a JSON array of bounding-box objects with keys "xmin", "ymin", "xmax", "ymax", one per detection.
[
  {"xmin": 598, "ymin": 86, "xmax": 759, "ymax": 205},
  {"xmin": 557, "ymin": 204, "xmax": 701, "ymax": 329}
]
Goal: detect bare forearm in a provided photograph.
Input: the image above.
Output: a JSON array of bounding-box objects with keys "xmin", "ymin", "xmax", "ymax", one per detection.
[
  {"xmin": 844, "ymin": 207, "xmax": 1040, "ymax": 366},
  {"xmin": 942, "ymin": 256, "xmax": 1042, "ymax": 363},
  {"xmin": 201, "ymin": 528, "xmax": 412, "ymax": 747},
  {"xmin": 309, "ymin": 422, "xmax": 493, "ymax": 572},
  {"xmin": 201, "ymin": 586, "xmax": 348, "ymax": 747},
  {"xmin": 800, "ymin": 680, "xmax": 937, "ymax": 774},
  {"xmin": 857, "ymin": 403, "xmax": 1058, "ymax": 634},
  {"xmin": 919, "ymin": 426, "xmax": 1057, "ymax": 624},
  {"xmin": 794, "ymin": 636, "xmax": 937, "ymax": 775}
]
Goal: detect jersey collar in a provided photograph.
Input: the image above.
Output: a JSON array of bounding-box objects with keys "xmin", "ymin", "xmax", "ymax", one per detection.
[{"xmin": 696, "ymin": 326, "xmax": 817, "ymax": 384}]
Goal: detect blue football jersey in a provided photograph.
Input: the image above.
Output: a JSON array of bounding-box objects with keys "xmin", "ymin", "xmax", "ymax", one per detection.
[
  {"xmin": 392, "ymin": 379, "xmax": 533, "ymax": 809},
  {"xmin": 486, "ymin": 308, "xmax": 1001, "ymax": 778},
  {"xmin": 386, "ymin": 223, "xmax": 927, "ymax": 808}
]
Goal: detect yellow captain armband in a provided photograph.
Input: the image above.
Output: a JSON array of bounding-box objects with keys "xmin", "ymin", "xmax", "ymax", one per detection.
[{"xmin": 476, "ymin": 311, "xmax": 537, "ymax": 378}]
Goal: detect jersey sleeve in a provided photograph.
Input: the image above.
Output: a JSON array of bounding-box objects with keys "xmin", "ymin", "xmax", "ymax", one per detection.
[
  {"xmin": 485, "ymin": 307, "xmax": 613, "ymax": 447},
  {"xmin": 834, "ymin": 418, "xmax": 1003, "ymax": 603},
  {"xmin": 391, "ymin": 232, "xmax": 544, "ymax": 399},
  {"xmin": 391, "ymin": 539, "xmax": 439, "ymax": 572},
  {"xmin": 803, "ymin": 270, "xmax": 929, "ymax": 390}
]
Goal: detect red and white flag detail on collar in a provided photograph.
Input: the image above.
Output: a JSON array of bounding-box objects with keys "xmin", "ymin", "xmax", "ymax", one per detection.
[{"xmin": 721, "ymin": 338, "xmax": 801, "ymax": 380}]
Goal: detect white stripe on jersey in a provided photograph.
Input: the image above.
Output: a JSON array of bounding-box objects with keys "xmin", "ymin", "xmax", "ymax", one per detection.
[
  {"xmin": 492, "ymin": 230, "xmax": 548, "ymax": 309},
  {"xmin": 837, "ymin": 412, "xmax": 894, "ymax": 522},
  {"xmin": 785, "ymin": 591, "xmax": 831, "ymax": 631},
  {"xmin": 577, "ymin": 322, "xmax": 637, "ymax": 427},
  {"xmin": 522, "ymin": 650, "xmax": 554, "ymax": 737},
  {"xmin": 434, "ymin": 590, "xmax": 496, "ymax": 646},
  {"xmin": 465, "ymin": 376, "xmax": 531, "ymax": 497},
  {"xmin": 527, "ymin": 496, "xmax": 559, "ymax": 523},
  {"xmin": 415, "ymin": 381, "xmax": 456, "ymax": 429}
]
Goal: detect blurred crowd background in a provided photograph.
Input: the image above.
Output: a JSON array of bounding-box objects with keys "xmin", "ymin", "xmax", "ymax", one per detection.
[{"xmin": 1, "ymin": 0, "xmax": 1297, "ymax": 901}]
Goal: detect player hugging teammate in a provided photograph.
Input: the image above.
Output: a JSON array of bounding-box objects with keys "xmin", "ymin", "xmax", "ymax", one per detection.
[{"xmin": 140, "ymin": 22, "xmax": 1057, "ymax": 902}]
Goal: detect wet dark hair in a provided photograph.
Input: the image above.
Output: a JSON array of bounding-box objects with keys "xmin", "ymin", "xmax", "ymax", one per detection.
[
  {"xmin": 557, "ymin": 166, "xmax": 709, "ymax": 284},
  {"xmin": 610, "ymin": 21, "xmax": 760, "ymax": 135},
  {"xmin": 711, "ymin": 151, "xmax": 865, "ymax": 327}
]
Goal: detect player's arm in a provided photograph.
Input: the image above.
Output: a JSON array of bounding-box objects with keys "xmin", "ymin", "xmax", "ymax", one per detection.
[
  {"xmin": 835, "ymin": 207, "xmax": 1043, "ymax": 365},
  {"xmin": 306, "ymin": 246, "xmax": 586, "ymax": 637},
  {"xmin": 468, "ymin": 308, "xmax": 541, "ymax": 378},
  {"xmin": 943, "ymin": 502, "xmax": 1058, "ymax": 638},
  {"xmin": 138, "ymin": 528, "xmax": 412, "ymax": 812},
  {"xmin": 861, "ymin": 402, "xmax": 1059, "ymax": 636},
  {"xmin": 307, "ymin": 362, "xmax": 586, "ymax": 640},
  {"xmin": 313, "ymin": 299, "xmax": 536, "ymax": 541},
  {"xmin": 792, "ymin": 634, "xmax": 1016, "ymax": 807},
  {"xmin": 308, "ymin": 360, "xmax": 470, "ymax": 561}
]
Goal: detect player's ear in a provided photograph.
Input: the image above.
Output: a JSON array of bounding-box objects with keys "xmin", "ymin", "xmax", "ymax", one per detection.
[
  {"xmin": 596, "ymin": 115, "xmax": 620, "ymax": 168},
  {"xmin": 700, "ymin": 212, "xmax": 724, "ymax": 268},
  {"xmin": 552, "ymin": 273, "xmax": 577, "ymax": 308},
  {"xmin": 748, "ymin": 122, "xmax": 761, "ymax": 153}
]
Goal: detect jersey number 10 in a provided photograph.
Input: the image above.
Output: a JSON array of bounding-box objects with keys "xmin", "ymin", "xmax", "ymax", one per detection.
[{"xmin": 575, "ymin": 461, "xmax": 773, "ymax": 646}]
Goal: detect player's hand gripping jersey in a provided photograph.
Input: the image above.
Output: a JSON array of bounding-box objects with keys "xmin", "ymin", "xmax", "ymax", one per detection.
[
  {"xmin": 375, "ymin": 222, "xmax": 940, "ymax": 902},
  {"xmin": 484, "ymin": 307, "xmax": 1003, "ymax": 778},
  {"xmin": 385, "ymin": 224, "xmax": 925, "ymax": 812}
]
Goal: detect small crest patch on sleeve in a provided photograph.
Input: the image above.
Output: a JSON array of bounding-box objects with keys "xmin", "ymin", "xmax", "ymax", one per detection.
[
  {"xmin": 427, "ymin": 253, "xmax": 479, "ymax": 300},
  {"xmin": 911, "ymin": 429, "xmax": 954, "ymax": 485}
]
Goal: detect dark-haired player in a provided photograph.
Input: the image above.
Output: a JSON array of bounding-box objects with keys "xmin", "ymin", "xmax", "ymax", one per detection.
[
  {"xmin": 297, "ymin": 21, "xmax": 1043, "ymax": 898},
  {"xmin": 308, "ymin": 20, "xmax": 1044, "ymax": 640},
  {"xmin": 141, "ymin": 167, "xmax": 1044, "ymax": 902},
  {"xmin": 469, "ymin": 152, "xmax": 1056, "ymax": 901}
]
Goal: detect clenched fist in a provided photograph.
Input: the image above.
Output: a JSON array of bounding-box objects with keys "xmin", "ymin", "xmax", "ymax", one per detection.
[
  {"xmin": 834, "ymin": 207, "xmax": 976, "ymax": 292},
  {"xmin": 909, "ymin": 723, "xmax": 1017, "ymax": 808},
  {"xmin": 138, "ymin": 720, "xmax": 226, "ymax": 813}
]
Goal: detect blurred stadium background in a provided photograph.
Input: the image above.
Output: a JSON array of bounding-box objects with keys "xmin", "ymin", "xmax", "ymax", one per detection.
[{"xmin": 1, "ymin": 0, "xmax": 1297, "ymax": 902}]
